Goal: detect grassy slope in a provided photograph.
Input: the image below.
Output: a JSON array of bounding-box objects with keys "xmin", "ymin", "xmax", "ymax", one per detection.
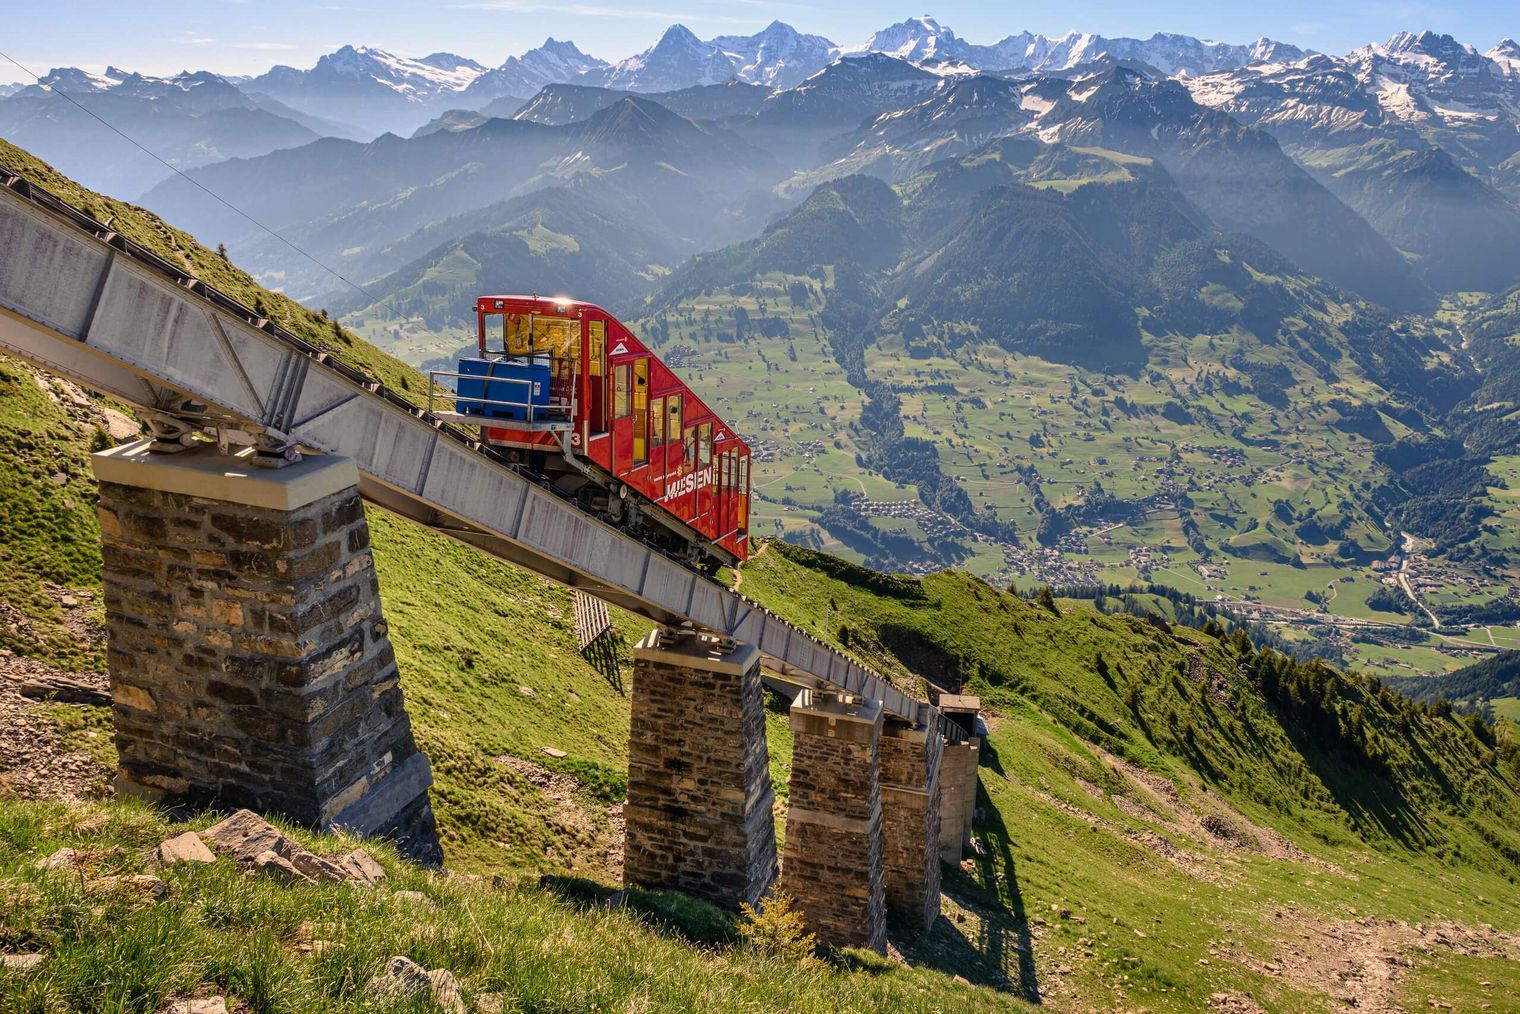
[
  {"xmin": 0, "ymin": 798, "xmax": 1007, "ymax": 1013},
  {"xmin": 0, "ymin": 358, "xmax": 107, "ymax": 668},
  {"xmin": 741, "ymin": 543, "xmax": 1520, "ymax": 1010}
]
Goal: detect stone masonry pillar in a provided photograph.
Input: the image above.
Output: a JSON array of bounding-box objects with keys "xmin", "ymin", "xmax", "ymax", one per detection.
[
  {"xmin": 779, "ymin": 689, "xmax": 886, "ymax": 954},
  {"xmin": 937, "ymin": 694, "xmax": 983, "ymax": 865},
  {"xmin": 624, "ymin": 629, "xmax": 777, "ymax": 908},
  {"xmin": 879, "ymin": 720, "xmax": 942, "ymax": 933},
  {"xmin": 92, "ymin": 441, "xmax": 441, "ymax": 864}
]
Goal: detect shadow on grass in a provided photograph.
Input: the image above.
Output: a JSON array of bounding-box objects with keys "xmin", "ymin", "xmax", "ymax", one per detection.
[
  {"xmin": 1274, "ymin": 717, "xmax": 1428, "ymax": 849},
  {"xmin": 538, "ymin": 875, "xmax": 737, "ymax": 948},
  {"xmin": 896, "ymin": 739, "xmax": 1040, "ymax": 1002},
  {"xmin": 581, "ymin": 632, "xmax": 626, "ymax": 695}
]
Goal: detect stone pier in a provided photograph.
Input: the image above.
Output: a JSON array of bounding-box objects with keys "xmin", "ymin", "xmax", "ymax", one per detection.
[
  {"xmin": 879, "ymin": 720, "xmax": 942, "ymax": 933},
  {"xmin": 624, "ymin": 629, "xmax": 776, "ymax": 908},
  {"xmin": 779, "ymin": 690, "xmax": 886, "ymax": 953},
  {"xmin": 937, "ymin": 695, "xmax": 983, "ymax": 865},
  {"xmin": 92, "ymin": 441, "xmax": 441, "ymax": 864}
]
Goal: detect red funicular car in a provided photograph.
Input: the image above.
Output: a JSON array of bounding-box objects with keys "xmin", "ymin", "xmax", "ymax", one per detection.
[{"xmin": 434, "ymin": 295, "xmax": 751, "ymax": 571}]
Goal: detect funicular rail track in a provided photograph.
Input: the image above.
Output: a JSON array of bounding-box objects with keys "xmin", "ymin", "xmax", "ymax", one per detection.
[{"xmin": 0, "ymin": 167, "xmax": 956, "ymax": 739}]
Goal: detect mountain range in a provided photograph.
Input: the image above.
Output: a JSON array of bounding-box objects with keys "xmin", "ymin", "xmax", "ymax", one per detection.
[
  {"xmin": 2, "ymin": 17, "xmax": 1326, "ymax": 149},
  {"xmin": 0, "ymin": 66, "xmax": 329, "ymax": 197}
]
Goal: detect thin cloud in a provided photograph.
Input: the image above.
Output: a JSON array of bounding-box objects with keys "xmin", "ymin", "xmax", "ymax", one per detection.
[
  {"xmin": 450, "ymin": 1, "xmax": 748, "ymax": 22},
  {"xmin": 230, "ymin": 41, "xmax": 300, "ymax": 50}
]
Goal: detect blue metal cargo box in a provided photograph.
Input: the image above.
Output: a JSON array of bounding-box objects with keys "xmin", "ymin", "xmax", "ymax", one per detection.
[{"xmin": 455, "ymin": 356, "xmax": 551, "ymax": 422}]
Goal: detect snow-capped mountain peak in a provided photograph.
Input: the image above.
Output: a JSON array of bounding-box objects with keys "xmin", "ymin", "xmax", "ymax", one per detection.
[
  {"xmin": 417, "ymin": 52, "xmax": 487, "ymax": 74},
  {"xmin": 315, "ymin": 45, "xmax": 483, "ymax": 96},
  {"xmin": 458, "ymin": 38, "xmax": 608, "ymax": 106},
  {"xmin": 1487, "ymin": 38, "xmax": 1520, "ymax": 74},
  {"xmin": 709, "ymin": 21, "xmax": 839, "ymax": 89},
  {"xmin": 840, "ymin": 20, "xmax": 1307, "ymax": 78},
  {"xmin": 243, "ymin": 44, "xmax": 492, "ymax": 136},
  {"xmin": 850, "ymin": 16, "xmax": 963, "ymax": 62},
  {"xmin": 599, "ymin": 24, "xmax": 737, "ymax": 92},
  {"xmin": 32, "ymin": 66, "xmax": 126, "ymax": 94}
]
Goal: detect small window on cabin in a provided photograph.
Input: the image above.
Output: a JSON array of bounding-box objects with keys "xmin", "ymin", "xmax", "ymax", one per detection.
[
  {"xmin": 683, "ymin": 426, "xmax": 697, "ymax": 466},
  {"xmin": 633, "ymin": 360, "xmax": 648, "ymax": 412},
  {"xmin": 504, "ymin": 313, "xmax": 531, "ymax": 356},
  {"xmin": 588, "ymin": 320, "xmax": 605, "ymax": 376},
  {"xmin": 738, "ymin": 455, "xmax": 750, "ymax": 532},
  {"xmin": 651, "ymin": 396, "xmax": 666, "ymax": 445},
  {"xmin": 667, "ymin": 396, "xmax": 682, "ymax": 446},
  {"xmin": 698, "ymin": 422, "xmax": 713, "ymax": 469},
  {"xmin": 541, "ymin": 318, "xmax": 574, "ymax": 357},
  {"xmin": 501, "ymin": 313, "xmax": 576, "ymax": 358},
  {"xmin": 614, "ymin": 364, "xmax": 631, "ymax": 418}
]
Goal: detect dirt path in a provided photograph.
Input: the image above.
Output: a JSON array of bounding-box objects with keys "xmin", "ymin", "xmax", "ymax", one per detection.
[
  {"xmin": 732, "ymin": 538, "xmax": 771, "ymax": 594},
  {"xmin": 0, "ymin": 650, "xmax": 112, "ymax": 801},
  {"xmin": 1211, "ymin": 909, "xmax": 1520, "ymax": 1013}
]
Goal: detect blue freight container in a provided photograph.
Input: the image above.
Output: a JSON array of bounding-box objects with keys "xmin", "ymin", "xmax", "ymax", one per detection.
[{"xmin": 455, "ymin": 356, "xmax": 551, "ymax": 422}]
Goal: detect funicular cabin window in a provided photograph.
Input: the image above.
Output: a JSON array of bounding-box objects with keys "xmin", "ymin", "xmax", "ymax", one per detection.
[
  {"xmin": 667, "ymin": 396, "xmax": 682, "ymax": 448},
  {"xmin": 500, "ymin": 313, "xmax": 576, "ymax": 358},
  {"xmin": 698, "ymin": 422, "xmax": 713, "ymax": 469},
  {"xmin": 614, "ymin": 364, "xmax": 631, "ymax": 418},
  {"xmin": 587, "ymin": 320, "xmax": 605, "ymax": 376},
  {"xmin": 737, "ymin": 455, "xmax": 750, "ymax": 532},
  {"xmin": 651, "ymin": 396, "xmax": 666, "ymax": 446},
  {"xmin": 633, "ymin": 359, "xmax": 649, "ymax": 465}
]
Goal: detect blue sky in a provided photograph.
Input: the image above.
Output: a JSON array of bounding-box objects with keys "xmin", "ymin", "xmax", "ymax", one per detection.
[{"xmin": 1, "ymin": 0, "xmax": 1515, "ymax": 80}]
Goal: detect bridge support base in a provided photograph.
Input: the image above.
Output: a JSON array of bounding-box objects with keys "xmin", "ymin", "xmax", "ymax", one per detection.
[
  {"xmin": 880, "ymin": 721, "xmax": 942, "ymax": 934},
  {"xmin": 938, "ymin": 695, "xmax": 983, "ymax": 865},
  {"xmin": 624, "ymin": 629, "xmax": 776, "ymax": 908},
  {"xmin": 779, "ymin": 690, "xmax": 887, "ymax": 954},
  {"xmin": 92, "ymin": 441, "xmax": 441, "ymax": 864}
]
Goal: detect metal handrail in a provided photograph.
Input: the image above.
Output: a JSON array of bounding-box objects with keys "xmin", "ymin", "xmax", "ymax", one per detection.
[{"xmin": 428, "ymin": 369, "xmax": 572, "ymax": 425}]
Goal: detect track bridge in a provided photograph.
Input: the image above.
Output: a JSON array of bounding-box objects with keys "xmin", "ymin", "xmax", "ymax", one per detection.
[{"xmin": 0, "ymin": 167, "xmax": 946, "ymax": 735}]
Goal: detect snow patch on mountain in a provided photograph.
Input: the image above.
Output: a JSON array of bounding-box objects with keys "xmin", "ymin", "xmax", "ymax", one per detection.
[
  {"xmin": 1491, "ymin": 39, "xmax": 1520, "ymax": 75},
  {"xmin": 599, "ymin": 25, "xmax": 736, "ymax": 92},
  {"xmin": 317, "ymin": 46, "xmax": 483, "ymax": 98},
  {"xmin": 710, "ymin": 20, "xmax": 838, "ymax": 89},
  {"xmin": 461, "ymin": 38, "xmax": 608, "ymax": 105},
  {"xmin": 846, "ymin": 18, "xmax": 1306, "ymax": 77}
]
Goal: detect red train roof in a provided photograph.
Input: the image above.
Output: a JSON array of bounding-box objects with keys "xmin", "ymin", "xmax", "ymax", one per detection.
[{"xmin": 476, "ymin": 294, "xmax": 603, "ymax": 315}]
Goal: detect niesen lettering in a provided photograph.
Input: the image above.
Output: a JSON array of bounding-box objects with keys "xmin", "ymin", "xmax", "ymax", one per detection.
[{"xmin": 658, "ymin": 465, "xmax": 715, "ymax": 503}]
